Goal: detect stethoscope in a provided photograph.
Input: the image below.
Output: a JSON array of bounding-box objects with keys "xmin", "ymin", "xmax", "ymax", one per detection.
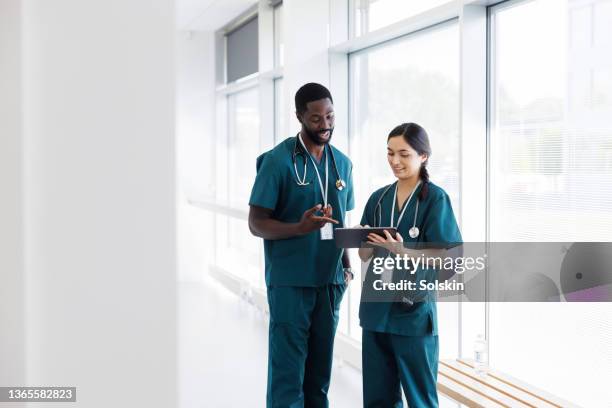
[
  {"xmin": 374, "ymin": 181, "xmax": 421, "ymax": 239},
  {"xmin": 292, "ymin": 133, "xmax": 346, "ymax": 191}
]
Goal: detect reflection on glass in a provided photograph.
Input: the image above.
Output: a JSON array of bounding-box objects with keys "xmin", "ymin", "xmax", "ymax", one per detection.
[
  {"xmin": 490, "ymin": 1, "xmax": 612, "ymax": 406},
  {"xmin": 349, "ymin": 21, "xmax": 460, "ymax": 351},
  {"xmin": 353, "ymin": 0, "xmax": 453, "ymax": 37}
]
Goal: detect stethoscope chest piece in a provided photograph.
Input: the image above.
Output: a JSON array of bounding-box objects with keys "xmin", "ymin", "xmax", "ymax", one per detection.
[
  {"xmin": 375, "ymin": 181, "xmax": 422, "ymax": 239},
  {"xmin": 335, "ymin": 179, "xmax": 346, "ymax": 191},
  {"xmin": 409, "ymin": 226, "xmax": 420, "ymax": 239}
]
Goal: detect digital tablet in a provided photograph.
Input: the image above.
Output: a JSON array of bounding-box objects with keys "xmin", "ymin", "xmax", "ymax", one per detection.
[{"xmin": 334, "ymin": 227, "xmax": 398, "ymax": 248}]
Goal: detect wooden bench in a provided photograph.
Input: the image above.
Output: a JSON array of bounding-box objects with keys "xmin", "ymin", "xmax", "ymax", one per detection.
[{"xmin": 438, "ymin": 359, "xmax": 581, "ymax": 408}]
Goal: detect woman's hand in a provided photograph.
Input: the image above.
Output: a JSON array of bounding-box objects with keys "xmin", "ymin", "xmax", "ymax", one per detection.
[{"xmin": 367, "ymin": 229, "xmax": 405, "ymax": 255}]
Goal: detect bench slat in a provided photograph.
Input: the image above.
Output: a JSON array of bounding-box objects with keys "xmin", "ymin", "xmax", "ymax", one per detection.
[
  {"xmin": 457, "ymin": 359, "xmax": 582, "ymax": 408},
  {"xmin": 441, "ymin": 360, "xmax": 558, "ymax": 408},
  {"xmin": 439, "ymin": 362, "xmax": 529, "ymax": 407},
  {"xmin": 437, "ymin": 373, "xmax": 507, "ymax": 408}
]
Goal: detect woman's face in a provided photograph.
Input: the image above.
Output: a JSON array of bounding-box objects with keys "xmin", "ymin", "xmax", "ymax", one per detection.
[{"xmin": 387, "ymin": 135, "xmax": 427, "ymax": 181}]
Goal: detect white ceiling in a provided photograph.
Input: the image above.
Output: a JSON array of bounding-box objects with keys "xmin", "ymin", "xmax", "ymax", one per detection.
[{"xmin": 176, "ymin": 0, "xmax": 258, "ymax": 31}]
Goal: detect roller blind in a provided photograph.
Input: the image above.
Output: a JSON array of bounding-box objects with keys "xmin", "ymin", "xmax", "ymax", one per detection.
[{"xmin": 226, "ymin": 17, "xmax": 258, "ymax": 83}]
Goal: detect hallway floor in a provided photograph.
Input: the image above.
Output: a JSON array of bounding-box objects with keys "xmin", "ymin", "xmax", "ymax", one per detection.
[{"xmin": 179, "ymin": 278, "xmax": 363, "ymax": 407}]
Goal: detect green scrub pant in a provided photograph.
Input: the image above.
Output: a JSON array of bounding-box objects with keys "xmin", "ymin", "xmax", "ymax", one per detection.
[
  {"xmin": 362, "ymin": 330, "xmax": 439, "ymax": 408},
  {"xmin": 266, "ymin": 284, "xmax": 346, "ymax": 408}
]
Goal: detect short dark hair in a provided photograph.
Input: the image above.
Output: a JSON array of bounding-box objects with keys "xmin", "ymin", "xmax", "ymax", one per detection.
[{"xmin": 295, "ymin": 83, "xmax": 333, "ymax": 114}]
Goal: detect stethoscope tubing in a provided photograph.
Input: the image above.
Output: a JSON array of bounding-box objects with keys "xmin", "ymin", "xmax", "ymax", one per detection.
[
  {"xmin": 374, "ymin": 182, "xmax": 421, "ymax": 238},
  {"xmin": 292, "ymin": 134, "xmax": 344, "ymax": 190}
]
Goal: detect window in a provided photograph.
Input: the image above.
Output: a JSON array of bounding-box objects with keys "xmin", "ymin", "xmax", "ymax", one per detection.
[
  {"xmin": 226, "ymin": 17, "xmax": 259, "ymax": 83},
  {"xmin": 350, "ymin": 21, "xmax": 461, "ymax": 225},
  {"xmin": 349, "ymin": 21, "xmax": 461, "ymax": 349},
  {"xmin": 489, "ymin": 0, "xmax": 612, "ymax": 405},
  {"xmin": 228, "ymin": 88, "xmax": 260, "ymax": 210},
  {"xmin": 353, "ymin": 0, "xmax": 454, "ymax": 37},
  {"xmin": 216, "ymin": 87, "xmax": 263, "ymax": 288},
  {"xmin": 490, "ymin": 0, "xmax": 612, "ymax": 243}
]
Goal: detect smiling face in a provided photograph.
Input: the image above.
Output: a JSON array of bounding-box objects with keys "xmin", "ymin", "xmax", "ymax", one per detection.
[
  {"xmin": 387, "ymin": 135, "xmax": 427, "ymax": 181},
  {"xmin": 297, "ymin": 98, "xmax": 335, "ymax": 145}
]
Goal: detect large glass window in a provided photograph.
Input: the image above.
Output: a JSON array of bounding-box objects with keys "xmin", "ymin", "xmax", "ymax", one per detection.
[
  {"xmin": 350, "ymin": 21, "xmax": 461, "ymax": 225},
  {"xmin": 490, "ymin": 0, "xmax": 612, "ymax": 242},
  {"xmin": 349, "ymin": 21, "xmax": 461, "ymax": 351},
  {"xmin": 228, "ymin": 88, "xmax": 260, "ymax": 210},
  {"xmin": 489, "ymin": 0, "xmax": 612, "ymax": 405},
  {"xmin": 353, "ymin": 0, "xmax": 454, "ymax": 37},
  {"xmin": 216, "ymin": 87, "xmax": 264, "ymax": 288}
]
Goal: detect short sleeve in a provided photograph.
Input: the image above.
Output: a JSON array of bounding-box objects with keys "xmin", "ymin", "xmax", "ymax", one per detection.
[
  {"xmin": 423, "ymin": 193, "xmax": 462, "ymax": 245},
  {"xmin": 249, "ymin": 153, "xmax": 281, "ymax": 211},
  {"xmin": 346, "ymin": 165, "xmax": 355, "ymax": 211}
]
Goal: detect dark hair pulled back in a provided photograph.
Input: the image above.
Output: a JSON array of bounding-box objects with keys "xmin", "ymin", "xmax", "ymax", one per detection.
[{"xmin": 387, "ymin": 122, "xmax": 431, "ymax": 200}]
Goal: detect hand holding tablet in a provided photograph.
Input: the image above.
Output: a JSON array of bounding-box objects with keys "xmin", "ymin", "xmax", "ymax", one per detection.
[{"xmin": 334, "ymin": 226, "xmax": 398, "ymax": 248}]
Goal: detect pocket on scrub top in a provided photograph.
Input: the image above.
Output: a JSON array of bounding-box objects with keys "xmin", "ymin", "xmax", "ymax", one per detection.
[{"xmin": 292, "ymin": 177, "xmax": 317, "ymax": 204}]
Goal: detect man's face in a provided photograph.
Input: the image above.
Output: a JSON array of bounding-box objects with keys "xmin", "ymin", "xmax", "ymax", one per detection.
[{"xmin": 298, "ymin": 98, "xmax": 335, "ymax": 145}]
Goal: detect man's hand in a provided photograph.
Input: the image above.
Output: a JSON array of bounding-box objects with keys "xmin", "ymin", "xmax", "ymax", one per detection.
[
  {"xmin": 322, "ymin": 204, "xmax": 333, "ymax": 220},
  {"xmin": 298, "ymin": 204, "xmax": 338, "ymax": 235}
]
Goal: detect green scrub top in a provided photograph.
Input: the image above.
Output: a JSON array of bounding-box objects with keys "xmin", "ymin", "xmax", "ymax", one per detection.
[
  {"xmin": 249, "ymin": 136, "xmax": 355, "ymax": 287},
  {"xmin": 359, "ymin": 181, "xmax": 462, "ymax": 336}
]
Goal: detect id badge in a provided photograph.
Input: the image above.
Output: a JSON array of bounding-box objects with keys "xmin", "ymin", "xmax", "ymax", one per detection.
[{"xmin": 320, "ymin": 223, "xmax": 334, "ymax": 240}]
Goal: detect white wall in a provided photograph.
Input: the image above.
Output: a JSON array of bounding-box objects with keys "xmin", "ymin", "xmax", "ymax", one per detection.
[
  {"xmin": 0, "ymin": 0, "xmax": 26, "ymax": 397},
  {"xmin": 6, "ymin": 0, "xmax": 177, "ymax": 406}
]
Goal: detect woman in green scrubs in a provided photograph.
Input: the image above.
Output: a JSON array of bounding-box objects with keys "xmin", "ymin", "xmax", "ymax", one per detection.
[{"xmin": 358, "ymin": 122, "xmax": 462, "ymax": 407}]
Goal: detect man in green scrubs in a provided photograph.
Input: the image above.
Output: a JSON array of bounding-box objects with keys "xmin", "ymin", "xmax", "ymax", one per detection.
[{"xmin": 248, "ymin": 83, "xmax": 355, "ymax": 408}]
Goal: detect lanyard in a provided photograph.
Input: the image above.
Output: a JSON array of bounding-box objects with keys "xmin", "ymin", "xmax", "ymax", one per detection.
[
  {"xmin": 298, "ymin": 134, "xmax": 328, "ymax": 207},
  {"xmin": 390, "ymin": 180, "xmax": 421, "ymax": 228}
]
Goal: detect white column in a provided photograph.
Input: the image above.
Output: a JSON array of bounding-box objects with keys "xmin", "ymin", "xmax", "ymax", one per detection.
[
  {"xmin": 21, "ymin": 0, "xmax": 177, "ymax": 407},
  {"xmin": 0, "ymin": 0, "xmax": 26, "ymax": 398}
]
